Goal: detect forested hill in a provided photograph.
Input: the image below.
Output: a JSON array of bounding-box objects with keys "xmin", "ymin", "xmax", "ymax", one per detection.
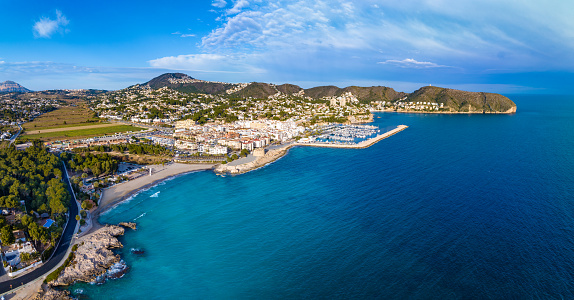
[{"xmin": 406, "ymin": 86, "xmax": 517, "ymax": 113}]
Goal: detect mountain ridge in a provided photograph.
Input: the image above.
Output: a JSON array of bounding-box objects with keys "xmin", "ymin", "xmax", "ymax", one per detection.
[{"xmin": 140, "ymin": 73, "xmax": 516, "ymax": 113}]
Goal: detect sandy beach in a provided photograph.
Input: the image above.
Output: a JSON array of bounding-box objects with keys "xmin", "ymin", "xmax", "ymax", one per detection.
[{"xmin": 87, "ymin": 162, "xmax": 214, "ymax": 234}]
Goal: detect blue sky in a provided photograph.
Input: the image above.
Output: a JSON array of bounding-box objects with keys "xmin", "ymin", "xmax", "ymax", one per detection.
[{"xmin": 1, "ymin": 0, "xmax": 573, "ymax": 94}]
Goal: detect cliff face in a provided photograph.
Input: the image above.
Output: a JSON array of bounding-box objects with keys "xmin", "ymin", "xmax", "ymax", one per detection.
[
  {"xmin": 406, "ymin": 86, "xmax": 517, "ymax": 113},
  {"xmin": 0, "ymin": 80, "xmax": 31, "ymax": 93}
]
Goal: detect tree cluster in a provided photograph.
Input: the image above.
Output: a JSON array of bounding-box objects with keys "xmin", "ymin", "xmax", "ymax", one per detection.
[
  {"xmin": 61, "ymin": 152, "xmax": 118, "ymax": 178},
  {"xmin": 0, "ymin": 145, "xmax": 69, "ymax": 215}
]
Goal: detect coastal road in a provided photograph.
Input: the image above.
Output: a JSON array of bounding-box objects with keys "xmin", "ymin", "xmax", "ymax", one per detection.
[
  {"xmin": 0, "ymin": 162, "xmax": 79, "ymax": 294},
  {"xmin": 8, "ymin": 125, "xmax": 22, "ymax": 145}
]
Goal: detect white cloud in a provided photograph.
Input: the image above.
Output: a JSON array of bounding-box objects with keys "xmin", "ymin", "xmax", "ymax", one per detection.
[
  {"xmin": 33, "ymin": 10, "xmax": 69, "ymax": 38},
  {"xmin": 148, "ymin": 54, "xmax": 265, "ymax": 74},
  {"xmin": 378, "ymin": 58, "xmax": 451, "ymax": 69},
  {"xmin": 197, "ymin": 0, "xmax": 574, "ymax": 72},
  {"xmin": 212, "ymin": 0, "xmax": 227, "ymax": 8},
  {"xmin": 226, "ymin": 0, "xmax": 250, "ymax": 15},
  {"xmin": 172, "ymin": 32, "xmax": 196, "ymax": 38}
]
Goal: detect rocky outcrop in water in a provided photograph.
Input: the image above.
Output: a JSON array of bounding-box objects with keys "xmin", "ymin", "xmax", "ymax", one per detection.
[
  {"xmin": 51, "ymin": 225, "xmax": 126, "ymax": 286},
  {"xmin": 119, "ymin": 222, "xmax": 137, "ymax": 230}
]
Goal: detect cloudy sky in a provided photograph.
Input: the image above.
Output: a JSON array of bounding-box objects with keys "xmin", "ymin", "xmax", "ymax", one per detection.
[{"xmin": 1, "ymin": 0, "xmax": 573, "ymax": 93}]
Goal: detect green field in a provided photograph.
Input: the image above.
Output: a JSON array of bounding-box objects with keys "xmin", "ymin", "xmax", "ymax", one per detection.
[
  {"xmin": 21, "ymin": 125, "xmax": 145, "ymax": 141},
  {"xmin": 23, "ymin": 103, "xmax": 102, "ymax": 131}
]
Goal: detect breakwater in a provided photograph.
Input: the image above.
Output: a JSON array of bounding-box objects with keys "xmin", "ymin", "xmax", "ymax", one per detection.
[
  {"xmin": 296, "ymin": 125, "xmax": 408, "ymax": 149},
  {"xmin": 214, "ymin": 125, "xmax": 408, "ymax": 175}
]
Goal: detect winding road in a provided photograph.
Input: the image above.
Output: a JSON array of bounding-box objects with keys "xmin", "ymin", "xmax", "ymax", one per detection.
[{"xmin": 0, "ymin": 162, "xmax": 79, "ymax": 294}]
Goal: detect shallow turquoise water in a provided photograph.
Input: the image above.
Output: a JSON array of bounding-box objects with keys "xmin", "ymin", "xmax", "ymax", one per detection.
[{"xmin": 71, "ymin": 95, "xmax": 574, "ymax": 299}]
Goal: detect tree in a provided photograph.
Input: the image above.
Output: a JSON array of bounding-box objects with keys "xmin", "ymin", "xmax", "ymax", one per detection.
[
  {"xmin": 0, "ymin": 225, "xmax": 15, "ymax": 246},
  {"xmin": 28, "ymin": 222, "xmax": 41, "ymax": 242},
  {"xmin": 81, "ymin": 200, "xmax": 93, "ymax": 210},
  {"xmin": 75, "ymin": 215, "xmax": 81, "ymax": 221},
  {"xmin": 21, "ymin": 215, "xmax": 33, "ymax": 228}
]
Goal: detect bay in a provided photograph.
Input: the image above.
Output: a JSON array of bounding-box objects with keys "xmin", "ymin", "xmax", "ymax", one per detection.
[{"xmin": 71, "ymin": 95, "xmax": 574, "ymax": 299}]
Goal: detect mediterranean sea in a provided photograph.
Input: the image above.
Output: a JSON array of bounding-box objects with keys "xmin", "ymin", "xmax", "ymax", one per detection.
[{"xmin": 71, "ymin": 95, "xmax": 574, "ymax": 299}]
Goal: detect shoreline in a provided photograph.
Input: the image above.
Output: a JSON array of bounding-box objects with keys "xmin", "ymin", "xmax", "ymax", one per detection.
[
  {"xmin": 371, "ymin": 107, "xmax": 516, "ymax": 114},
  {"xmin": 214, "ymin": 125, "xmax": 408, "ymax": 175},
  {"xmin": 87, "ymin": 162, "xmax": 215, "ymax": 234}
]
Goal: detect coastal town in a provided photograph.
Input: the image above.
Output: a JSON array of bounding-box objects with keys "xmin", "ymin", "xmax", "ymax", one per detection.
[{"xmin": 0, "ymin": 73, "xmax": 518, "ymax": 299}]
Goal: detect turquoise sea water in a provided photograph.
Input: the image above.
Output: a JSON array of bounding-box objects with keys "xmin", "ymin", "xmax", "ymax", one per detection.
[{"xmin": 71, "ymin": 95, "xmax": 574, "ymax": 299}]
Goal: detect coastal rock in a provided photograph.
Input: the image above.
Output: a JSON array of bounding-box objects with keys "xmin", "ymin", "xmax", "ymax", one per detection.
[
  {"xmin": 130, "ymin": 248, "xmax": 145, "ymax": 255},
  {"xmin": 33, "ymin": 285, "xmax": 72, "ymax": 300},
  {"xmin": 51, "ymin": 225, "xmax": 125, "ymax": 286},
  {"xmin": 119, "ymin": 222, "xmax": 137, "ymax": 230}
]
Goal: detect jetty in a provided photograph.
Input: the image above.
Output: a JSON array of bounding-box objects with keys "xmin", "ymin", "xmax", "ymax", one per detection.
[{"xmin": 214, "ymin": 125, "xmax": 408, "ymax": 175}]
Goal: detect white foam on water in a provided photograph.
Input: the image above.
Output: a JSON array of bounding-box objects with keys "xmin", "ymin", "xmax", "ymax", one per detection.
[
  {"xmin": 134, "ymin": 212, "xmax": 147, "ymax": 221},
  {"xmin": 150, "ymin": 191, "xmax": 160, "ymax": 198}
]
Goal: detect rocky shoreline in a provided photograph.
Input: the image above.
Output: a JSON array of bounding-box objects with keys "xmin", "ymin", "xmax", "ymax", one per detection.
[
  {"xmin": 33, "ymin": 223, "xmax": 136, "ymax": 299},
  {"xmin": 51, "ymin": 225, "xmax": 127, "ymax": 286}
]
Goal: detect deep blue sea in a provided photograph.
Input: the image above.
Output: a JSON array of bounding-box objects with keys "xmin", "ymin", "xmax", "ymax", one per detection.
[{"xmin": 71, "ymin": 95, "xmax": 574, "ymax": 299}]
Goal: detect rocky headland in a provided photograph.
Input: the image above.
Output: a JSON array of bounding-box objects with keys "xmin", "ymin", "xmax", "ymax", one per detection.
[{"xmin": 50, "ymin": 223, "xmax": 134, "ymax": 286}]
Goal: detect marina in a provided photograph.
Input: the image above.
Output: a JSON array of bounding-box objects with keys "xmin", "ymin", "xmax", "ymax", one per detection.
[{"xmin": 298, "ymin": 125, "xmax": 408, "ymax": 148}]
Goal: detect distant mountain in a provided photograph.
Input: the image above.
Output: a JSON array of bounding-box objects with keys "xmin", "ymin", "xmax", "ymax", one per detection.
[
  {"xmin": 142, "ymin": 73, "xmax": 516, "ymax": 113},
  {"xmin": 0, "ymin": 81, "xmax": 31, "ymax": 93},
  {"xmin": 407, "ymin": 86, "xmax": 517, "ymax": 113}
]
